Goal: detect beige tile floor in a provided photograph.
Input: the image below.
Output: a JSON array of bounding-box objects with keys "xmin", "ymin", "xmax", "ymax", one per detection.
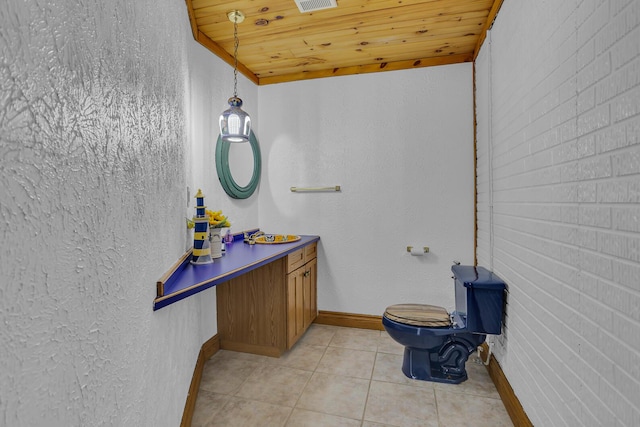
[{"xmin": 192, "ymin": 324, "xmax": 513, "ymax": 427}]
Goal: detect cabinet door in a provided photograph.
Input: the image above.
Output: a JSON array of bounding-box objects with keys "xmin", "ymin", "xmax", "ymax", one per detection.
[
  {"xmin": 303, "ymin": 257, "xmax": 317, "ymax": 329},
  {"xmin": 287, "ymin": 267, "xmax": 305, "ymax": 347}
]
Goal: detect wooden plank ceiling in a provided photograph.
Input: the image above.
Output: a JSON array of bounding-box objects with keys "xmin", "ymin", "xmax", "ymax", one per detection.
[{"xmin": 185, "ymin": 0, "xmax": 502, "ymax": 85}]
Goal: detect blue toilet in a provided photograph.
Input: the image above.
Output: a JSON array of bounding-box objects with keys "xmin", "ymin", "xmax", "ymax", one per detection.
[{"xmin": 383, "ymin": 264, "xmax": 506, "ymax": 384}]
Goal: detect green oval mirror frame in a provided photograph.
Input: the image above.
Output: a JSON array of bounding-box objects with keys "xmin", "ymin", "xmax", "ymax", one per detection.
[{"xmin": 215, "ymin": 130, "xmax": 262, "ymax": 199}]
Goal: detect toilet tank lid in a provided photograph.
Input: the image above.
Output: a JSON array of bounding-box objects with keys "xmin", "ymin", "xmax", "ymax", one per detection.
[{"xmin": 451, "ymin": 265, "xmax": 506, "ymax": 290}]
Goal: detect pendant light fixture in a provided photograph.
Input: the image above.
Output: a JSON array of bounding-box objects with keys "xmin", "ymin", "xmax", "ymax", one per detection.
[{"xmin": 219, "ymin": 10, "xmax": 251, "ymax": 143}]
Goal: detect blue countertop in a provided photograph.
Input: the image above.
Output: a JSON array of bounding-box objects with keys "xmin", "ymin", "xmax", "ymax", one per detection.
[{"xmin": 153, "ymin": 234, "xmax": 320, "ymax": 310}]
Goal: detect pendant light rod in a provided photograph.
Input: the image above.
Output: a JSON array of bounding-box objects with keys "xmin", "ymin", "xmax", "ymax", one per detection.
[
  {"xmin": 228, "ymin": 10, "xmax": 244, "ymax": 98},
  {"xmin": 219, "ymin": 10, "xmax": 251, "ymax": 143}
]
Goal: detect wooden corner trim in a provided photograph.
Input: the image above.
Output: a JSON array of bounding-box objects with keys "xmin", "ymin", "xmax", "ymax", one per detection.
[
  {"xmin": 473, "ymin": 0, "xmax": 505, "ymax": 59},
  {"xmin": 480, "ymin": 342, "xmax": 533, "ymax": 427},
  {"xmin": 180, "ymin": 334, "xmax": 220, "ymax": 427},
  {"xmin": 183, "ymin": 0, "xmax": 199, "ymax": 40},
  {"xmin": 195, "ymin": 31, "xmax": 260, "ymax": 85},
  {"xmin": 314, "ymin": 310, "xmax": 385, "ymax": 331},
  {"xmin": 202, "ymin": 334, "xmax": 220, "ymax": 359}
]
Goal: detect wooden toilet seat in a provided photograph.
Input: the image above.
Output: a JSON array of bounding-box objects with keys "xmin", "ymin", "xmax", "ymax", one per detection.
[{"xmin": 384, "ymin": 303, "xmax": 452, "ymax": 327}]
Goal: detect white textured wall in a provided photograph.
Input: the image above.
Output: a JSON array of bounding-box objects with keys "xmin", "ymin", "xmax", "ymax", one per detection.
[
  {"xmin": 476, "ymin": 0, "xmax": 640, "ymax": 425},
  {"xmin": 0, "ymin": 0, "xmax": 257, "ymax": 425},
  {"xmin": 258, "ymin": 64, "xmax": 476, "ymax": 315}
]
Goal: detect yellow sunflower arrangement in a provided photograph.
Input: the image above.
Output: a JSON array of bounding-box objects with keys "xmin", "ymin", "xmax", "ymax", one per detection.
[{"xmin": 206, "ymin": 209, "xmax": 231, "ymax": 228}]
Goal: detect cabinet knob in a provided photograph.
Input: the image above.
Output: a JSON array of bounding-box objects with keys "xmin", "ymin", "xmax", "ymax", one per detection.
[{"xmin": 304, "ymin": 270, "xmax": 310, "ymax": 277}]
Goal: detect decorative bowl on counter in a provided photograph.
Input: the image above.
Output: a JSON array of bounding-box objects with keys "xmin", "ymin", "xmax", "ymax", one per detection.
[{"xmin": 254, "ymin": 234, "xmax": 301, "ymax": 244}]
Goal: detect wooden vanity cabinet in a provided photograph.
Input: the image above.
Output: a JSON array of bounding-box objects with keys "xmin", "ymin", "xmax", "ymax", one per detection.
[
  {"xmin": 216, "ymin": 242, "xmax": 317, "ymax": 357},
  {"xmin": 286, "ymin": 243, "xmax": 317, "ymax": 348}
]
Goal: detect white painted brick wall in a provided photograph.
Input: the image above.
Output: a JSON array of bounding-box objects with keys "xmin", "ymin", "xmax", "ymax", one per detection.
[{"xmin": 476, "ymin": 0, "xmax": 640, "ymax": 425}]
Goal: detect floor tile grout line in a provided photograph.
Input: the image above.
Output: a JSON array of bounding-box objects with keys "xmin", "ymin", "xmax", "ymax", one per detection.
[
  {"xmin": 284, "ymin": 329, "xmax": 334, "ymax": 425},
  {"xmin": 232, "ymin": 361, "xmax": 262, "ymax": 398},
  {"xmin": 298, "ymin": 326, "xmax": 378, "ymax": 424},
  {"xmin": 360, "ymin": 336, "xmax": 386, "ymax": 423},
  {"xmin": 433, "ymin": 386, "xmax": 443, "ymax": 427},
  {"xmin": 290, "ymin": 342, "xmax": 330, "ymax": 408},
  {"xmin": 360, "ymin": 349, "xmax": 378, "ymax": 425}
]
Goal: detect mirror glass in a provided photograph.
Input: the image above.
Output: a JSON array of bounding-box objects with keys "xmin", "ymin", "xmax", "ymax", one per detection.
[{"xmin": 227, "ymin": 141, "xmax": 253, "ymax": 187}]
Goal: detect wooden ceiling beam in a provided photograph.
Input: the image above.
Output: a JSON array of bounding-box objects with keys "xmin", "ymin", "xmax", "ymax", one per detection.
[
  {"xmin": 250, "ymin": 40, "xmax": 478, "ymax": 77},
  {"xmin": 235, "ymin": 23, "xmax": 483, "ymax": 58},
  {"xmin": 258, "ymin": 53, "xmax": 473, "ymax": 85}
]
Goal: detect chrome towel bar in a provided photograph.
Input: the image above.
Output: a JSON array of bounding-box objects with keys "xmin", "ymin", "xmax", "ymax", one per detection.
[{"xmin": 290, "ymin": 185, "xmax": 341, "ymax": 192}]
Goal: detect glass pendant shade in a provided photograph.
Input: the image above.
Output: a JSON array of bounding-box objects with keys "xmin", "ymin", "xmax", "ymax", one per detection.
[{"xmin": 219, "ymin": 96, "xmax": 251, "ymax": 143}]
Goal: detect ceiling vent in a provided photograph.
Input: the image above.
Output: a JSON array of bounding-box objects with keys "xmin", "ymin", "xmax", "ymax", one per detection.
[{"xmin": 294, "ymin": 0, "xmax": 338, "ymax": 13}]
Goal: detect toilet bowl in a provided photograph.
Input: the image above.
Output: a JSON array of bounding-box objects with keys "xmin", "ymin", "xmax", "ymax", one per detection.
[{"xmin": 383, "ymin": 265, "xmax": 505, "ymax": 384}]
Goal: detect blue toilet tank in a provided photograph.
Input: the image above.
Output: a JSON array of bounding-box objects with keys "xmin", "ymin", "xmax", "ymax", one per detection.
[{"xmin": 452, "ymin": 265, "xmax": 506, "ymax": 335}]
